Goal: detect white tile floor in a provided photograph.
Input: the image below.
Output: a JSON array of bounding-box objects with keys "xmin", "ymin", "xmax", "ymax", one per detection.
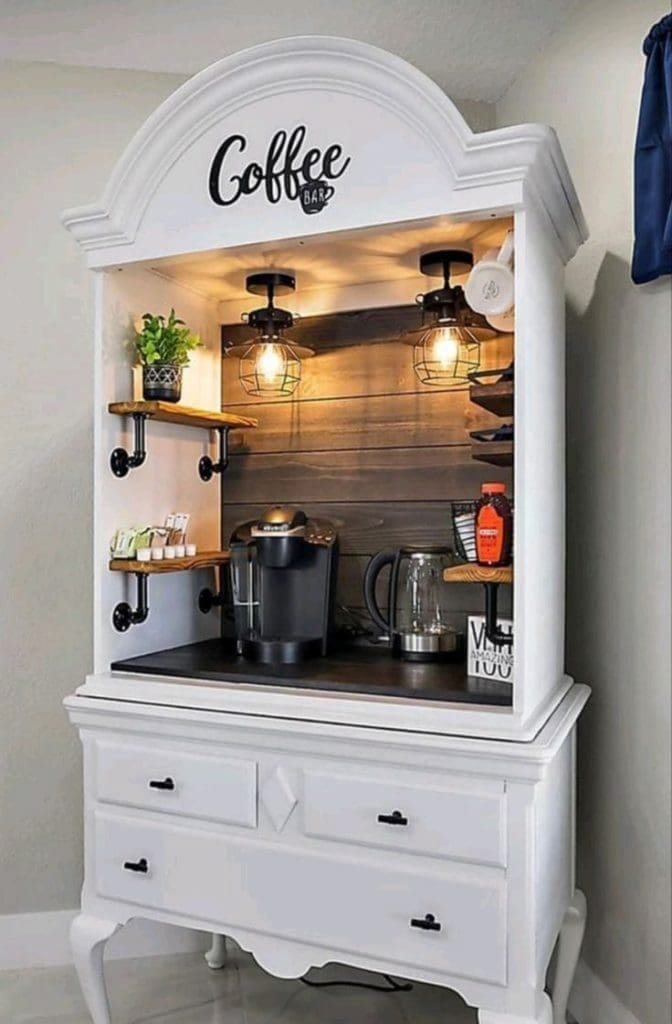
[{"xmin": 0, "ymin": 943, "xmax": 477, "ymax": 1024}]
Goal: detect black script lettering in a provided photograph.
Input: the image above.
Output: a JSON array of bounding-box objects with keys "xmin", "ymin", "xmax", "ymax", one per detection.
[
  {"xmin": 301, "ymin": 147, "xmax": 322, "ymax": 182},
  {"xmin": 322, "ymin": 143, "xmax": 351, "ymax": 180},
  {"xmin": 208, "ymin": 134, "xmax": 247, "ymax": 206},
  {"xmin": 208, "ymin": 125, "xmax": 352, "ymax": 212},
  {"xmin": 264, "ymin": 130, "xmax": 288, "ymax": 203},
  {"xmin": 283, "ymin": 125, "xmax": 307, "ymax": 199}
]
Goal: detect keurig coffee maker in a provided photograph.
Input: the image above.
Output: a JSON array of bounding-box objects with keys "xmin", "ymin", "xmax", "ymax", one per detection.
[{"xmin": 229, "ymin": 506, "xmax": 338, "ymax": 664}]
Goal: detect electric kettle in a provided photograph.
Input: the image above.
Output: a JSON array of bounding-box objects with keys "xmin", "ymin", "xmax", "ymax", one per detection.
[{"xmin": 363, "ymin": 546, "xmax": 462, "ymax": 662}]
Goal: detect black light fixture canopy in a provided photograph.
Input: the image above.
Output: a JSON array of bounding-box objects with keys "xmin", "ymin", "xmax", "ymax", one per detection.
[{"xmin": 225, "ymin": 272, "xmax": 313, "ymax": 397}]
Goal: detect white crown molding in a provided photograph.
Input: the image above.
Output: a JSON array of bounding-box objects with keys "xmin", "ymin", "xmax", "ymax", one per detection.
[{"xmin": 61, "ymin": 36, "xmax": 587, "ymax": 265}]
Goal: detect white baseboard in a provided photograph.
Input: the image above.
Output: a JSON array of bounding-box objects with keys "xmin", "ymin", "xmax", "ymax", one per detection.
[
  {"xmin": 569, "ymin": 959, "xmax": 643, "ymax": 1024},
  {"xmin": 0, "ymin": 910, "xmax": 209, "ymax": 971}
]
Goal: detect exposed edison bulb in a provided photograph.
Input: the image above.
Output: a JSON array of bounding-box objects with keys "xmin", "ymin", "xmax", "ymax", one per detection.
[
  {"xmin": 255, "ymin": 342, "xmax": 285, "ymax": 384},
  {"xmin": 431, "ymin": 326, "xmax": 460, "ymax": 370}
]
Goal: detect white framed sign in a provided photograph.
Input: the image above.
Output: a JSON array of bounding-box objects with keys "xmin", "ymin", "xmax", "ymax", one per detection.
[{"xmin": 468, "ymin": 615, "xmax": 514, "ymax": 682}]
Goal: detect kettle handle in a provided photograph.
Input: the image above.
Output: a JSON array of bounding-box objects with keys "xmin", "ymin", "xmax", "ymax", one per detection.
[{"xmin": 364, "ymin": 550, "xmax": 397, "ymax": 635}]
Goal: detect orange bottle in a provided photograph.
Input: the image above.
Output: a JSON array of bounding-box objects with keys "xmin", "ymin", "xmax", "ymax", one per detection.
[{"xmin": 476, "ymin": 483, "xmax": 512, "ymax": 567}]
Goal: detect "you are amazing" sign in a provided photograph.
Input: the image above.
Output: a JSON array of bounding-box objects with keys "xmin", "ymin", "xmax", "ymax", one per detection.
[
  {"xmin": 467, "ymin": 615, "xmax": 514, "ymax": 683},
  {"xmin": 208, "ymin": 125, "xmax": 351, "ymax": 216}
]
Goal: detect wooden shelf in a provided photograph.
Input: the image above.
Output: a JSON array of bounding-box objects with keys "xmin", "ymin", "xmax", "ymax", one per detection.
[
  {"xmin": 110, "ymin": 550, "xmax": 230, "ymax": 575},
  {"xmin": 470, "ymin": 440, "xmax": 514, "ymax": 467},
  {"xmin": 469, "ymin": 380, "xmax": 513, "ymax": 418},
  {"xmin": 443, "ymin": 564, "xmax": 513, "ymax": 584},
  {"xmin": 108, "ymin": 400, "xmax": 257, "ymax": 430}
]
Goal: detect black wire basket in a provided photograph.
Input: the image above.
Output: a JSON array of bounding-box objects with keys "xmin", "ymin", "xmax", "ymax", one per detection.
[{"xmin": 450, "ymin": 501, "xmax": 479, "ymax": 562}]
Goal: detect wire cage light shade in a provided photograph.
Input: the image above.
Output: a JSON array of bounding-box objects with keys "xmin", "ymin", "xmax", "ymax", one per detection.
[
  {"xmin": 411, "ymin": 323, "xmax": 482, "ymax": 388},
  {"xmin": 225, "ymin": 271, "xmax": 314, "ymax": 399},
  {"xmin": 237, "ymin": 333, "xmax": 304, "ymax": 398}
]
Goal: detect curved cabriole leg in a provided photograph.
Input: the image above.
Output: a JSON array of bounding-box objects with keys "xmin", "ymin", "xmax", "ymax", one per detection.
[
  {"xmin": 479, "ymin": 993, "xmax": 553, "ymax": 1024},
  {"xmin": 551, "ymin": 889, "xmax": 587, "ymax": 1024},
  {"xmin": 205, "ymin": 933, "xmax": 227, "ymax": 969},
  {"xmin": 70, "ymin": 914, "xmax": 121, "ymax": 1024}
]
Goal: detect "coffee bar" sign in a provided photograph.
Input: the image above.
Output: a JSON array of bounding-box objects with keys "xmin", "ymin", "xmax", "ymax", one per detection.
[{"xmin": 208, "ymin": 125, "xmax": 351, "ymax": 215}]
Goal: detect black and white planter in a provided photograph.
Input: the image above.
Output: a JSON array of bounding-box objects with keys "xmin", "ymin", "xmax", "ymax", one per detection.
[{"xmin": 142, "ymin": 363, "xmax": 182, "ymax": 402}]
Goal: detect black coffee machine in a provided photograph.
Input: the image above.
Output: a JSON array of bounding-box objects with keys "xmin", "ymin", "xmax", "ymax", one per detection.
[{"xmin": 229, "ymin": 506, "xmax": 338, "ymax": 664}]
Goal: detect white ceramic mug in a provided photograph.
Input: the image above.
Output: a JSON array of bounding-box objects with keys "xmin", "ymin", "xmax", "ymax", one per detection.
[
  {"xmin": 465, "ymin": 230, "xmax": 514, "ymax": 316},
  {"xmin": 486, "ymin": 306, "xmax": 515, "ymax": 333}
]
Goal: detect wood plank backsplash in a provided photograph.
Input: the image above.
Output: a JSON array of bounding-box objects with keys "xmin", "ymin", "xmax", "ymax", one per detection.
[{"xmin": 220, "ymin": 305, "xmax": 513, "ymax": 626}]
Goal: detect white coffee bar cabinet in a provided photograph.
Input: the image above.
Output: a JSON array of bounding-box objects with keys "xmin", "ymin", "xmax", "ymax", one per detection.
[{"xmin": 63, "ymin": 37, "xmax": 590, "ymax": 1024}]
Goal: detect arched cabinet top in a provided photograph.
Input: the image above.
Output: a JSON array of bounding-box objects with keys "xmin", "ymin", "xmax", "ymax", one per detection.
[{"xmin": 62, "ymin": 36, "xmax": 587, "ymax": 268}]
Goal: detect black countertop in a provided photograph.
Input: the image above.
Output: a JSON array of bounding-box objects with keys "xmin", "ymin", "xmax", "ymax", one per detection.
[{"xmin": 111, "ymin": 638, "xmax": 512, "ymax": 707}]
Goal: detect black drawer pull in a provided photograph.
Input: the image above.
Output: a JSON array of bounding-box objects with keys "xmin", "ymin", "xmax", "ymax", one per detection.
[
  {"xmin": 123, "ymin": 858, "xmax": 148, "ymax": 874},
  {"xmin": 149, "ymin": 777, "xmax": 175, "ymax": 791},
  {"xmin": 377, "ymin": 810, "xmax": 408, "ymax": 826},
  {"xmin": 410, "ymin": 913, "xmax": 441, "ymax": 932}
]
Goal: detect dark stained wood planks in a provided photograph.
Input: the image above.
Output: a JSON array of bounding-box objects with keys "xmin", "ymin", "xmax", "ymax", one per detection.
[
  {"xmin": 227, "ymin": 390, "xmax": 478, "ymax": 454},
  {"xmin": 224, "ymin": 446, "xmax": 510, "ymax": 504},
  {"xmin": 223, "ymin": 501, "xmax": 456, "ymax": 556},
  {"xmin": 220, "ymin": 304, "xmax": 513, "ymax": 628}
]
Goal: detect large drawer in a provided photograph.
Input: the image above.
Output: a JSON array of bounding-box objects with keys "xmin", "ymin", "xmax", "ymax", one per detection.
[
  {"xmin": 94, "ymin": 740, "xmax": 257, "ymax": 828},
  {"xmin": 302, "ymin": 770, "xmax": 506, "ymax": 867},
  {"xmin": 94, "ymin": 811, "xmax": 507, "ymax": 985}
]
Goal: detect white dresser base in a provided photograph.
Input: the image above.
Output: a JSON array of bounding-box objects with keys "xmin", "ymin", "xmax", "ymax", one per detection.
[{"xmin": 65, "ymin": 682, "xmax": 588, "ymax": 1024}]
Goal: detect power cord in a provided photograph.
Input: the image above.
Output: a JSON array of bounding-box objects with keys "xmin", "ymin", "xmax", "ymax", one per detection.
[{"xmin": 300, "ymin": 972, "xmax": 412, "ymax": 993}]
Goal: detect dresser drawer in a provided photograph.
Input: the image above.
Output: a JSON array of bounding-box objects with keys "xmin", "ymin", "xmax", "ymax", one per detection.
[
  {"xmin": 95, "ymin": 812, "xmax": 507, "ymax": 985},
  {"xmin": 302, "ymin": 770, "xmax": 506, "ymax": 867},
  {"xmin": 94, "ymin": 740, "xmax": 257, "ymax": 828}
]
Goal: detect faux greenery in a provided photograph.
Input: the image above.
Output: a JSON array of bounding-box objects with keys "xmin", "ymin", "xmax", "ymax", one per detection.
[{"xmin": 134, "ymin": 309, "xmax": 202, "ymax": 367}]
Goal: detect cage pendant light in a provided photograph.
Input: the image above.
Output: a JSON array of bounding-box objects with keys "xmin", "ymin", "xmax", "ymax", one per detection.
[
  {"xmin": 404, "ymin": 250, "xmax": 496, "ymax": 388},
  {"xmin": 225, "ymin": 272, "xmax": 313, "ymax": 398}
]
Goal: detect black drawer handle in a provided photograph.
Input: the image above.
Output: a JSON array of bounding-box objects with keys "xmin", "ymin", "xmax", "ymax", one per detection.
[
  {"xmin": 123, "ymin": 858, "xmax": 149, "ymax": 874},
  {"xmin": 149, "ymin": 777, "xmax": 175, "ymax": 791},
  {"xmin": 410, "ymin": 913, "xmax": 441, "ymax": 932},
  {"xmin": 377, "ymin": 810, "xmax": 408, "ymax": 826}
]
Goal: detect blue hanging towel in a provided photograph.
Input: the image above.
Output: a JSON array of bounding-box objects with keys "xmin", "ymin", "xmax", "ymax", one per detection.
[{"xmin": 632, "ymin": 13, "xmax": 672, "ymax": 284}]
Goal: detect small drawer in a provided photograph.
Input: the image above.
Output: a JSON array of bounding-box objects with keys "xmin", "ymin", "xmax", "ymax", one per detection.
[
  {"xmin": 94, "ymin": 740, "xmax": 257, "ymax": 828},
  {"xmin": 94, "ymin": 811, "xmax": 507, "ymax": 985},
  {"xmin": 302, "ymin": 770, "xmax": 506, "ymax": 867}
]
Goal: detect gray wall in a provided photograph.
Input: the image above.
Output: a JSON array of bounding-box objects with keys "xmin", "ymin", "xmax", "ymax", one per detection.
[
  {"xmin": 0, "ymin": 60, "xmax": 184, "ymax": 913},
  {"xmin": 497, "ymin": 2, "xmax": 672, "ymax": 1022}
]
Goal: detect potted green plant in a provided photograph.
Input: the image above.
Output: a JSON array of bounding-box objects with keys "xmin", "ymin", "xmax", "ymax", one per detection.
[{"xmin": 134, "ymin": 309, "xmax": 202, "ymax": 402}]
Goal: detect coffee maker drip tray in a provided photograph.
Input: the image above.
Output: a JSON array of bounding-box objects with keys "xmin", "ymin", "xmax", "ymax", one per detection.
[{"xmin": 111, "ymin": 639, "xmax": 512, "ymax": 707}]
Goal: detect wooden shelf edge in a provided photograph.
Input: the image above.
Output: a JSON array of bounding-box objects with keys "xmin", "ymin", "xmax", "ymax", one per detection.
[
  {"xmin": 110, "ymin": 550, "xmax": 231, "ymax": 574},
  {"xmin": 443, "ymin": 564, "xmax": 513, "ymax": 584},
  {"xmin": 469, "ymin": 381, "xmax": 514, "ymax": 418},
  {"xmin": 470, "ymin": 441, "xmax": 514, "ymax": 467},
  {"xmin": 108, "ymin": 400, "xmax": 257, "ymax": 430}
]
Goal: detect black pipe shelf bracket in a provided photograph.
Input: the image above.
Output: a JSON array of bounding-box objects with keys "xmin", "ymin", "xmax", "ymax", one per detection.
[
  {"xmin": 483, "ymin": 582, "xmax": 514, "ymax": 648},
  {"xmin": 110, "ymin": 413, "xmax": 147, "ymax": 478},
  {"xmin": 113, "ymin": 573, "xmax": 150, "ymax": 632},
  {"xmin": 198, "ymin": 563, "xmax": 226, "ymax": 613},
  {"xmin": 108, "ymin": 402, "xmax": 258, "ymax": 479},
  {"xmin": 198, "ymin": 586, "xmax": 226, "ymax": 614},
  {"xmin": 199, "ymin": 427, "xmax": 230, "ymax": 482}
]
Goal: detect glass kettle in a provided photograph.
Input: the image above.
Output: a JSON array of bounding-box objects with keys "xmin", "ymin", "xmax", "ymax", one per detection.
[{"xmin": 363, "ymin": 546, "xmax": 461, "ymax": 661}]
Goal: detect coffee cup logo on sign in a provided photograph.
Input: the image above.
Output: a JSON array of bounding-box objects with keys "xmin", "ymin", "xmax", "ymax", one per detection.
[
  {"xmin": 465, "ymin": 230, "xmax": 515, "ymax": 319},
  {"xmin": 298, "ymin": 180, "xmax": 335, "ymax": 214}
]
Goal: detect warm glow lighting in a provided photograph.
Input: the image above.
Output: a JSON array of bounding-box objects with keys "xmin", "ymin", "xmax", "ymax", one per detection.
[
  {"xmin": 256, "ymin": 342, "xmax": 284, "ymax": 384},
  {"xmin": 410, "ymin": 324, "xmax": 481, "ymax": 388},
  {"xmin": 431, "ymin": 327, "xmax": 460, "ymax": 370}
]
